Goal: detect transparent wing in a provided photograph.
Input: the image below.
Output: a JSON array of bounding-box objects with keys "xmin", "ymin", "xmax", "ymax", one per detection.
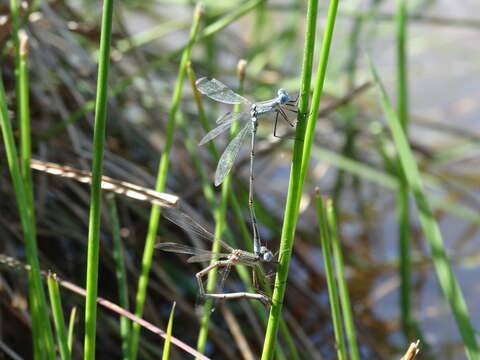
[
  {"xmin": 198, "ymin": 112, "xmax": 247, "ymax": 145},
  {"xmin": 218, "ymin": 262, "xmax": 232, "ymax": 292},
  {"xmin": 187, "ymin": 253, "xmax": 230, "ymax": 263},
  {"xmin": 162, "ymin": 207, "xmax": 233, "ymax": 252},
  {"xmin": 155, "ymin": 242, "xmax": 210, "ymax": 255},
  {"xmin": 214, "ymin": 121, "xmax": 253, "ymax": 186},
  {"xmin": 196, "ymin": 77, "xmax": 250, "ymax": 105},
  {"xmin": 155, "ymin": 242, "xmax": 230, "ymax": 263},
  {"xmin": 216, "ymin": 110, "xmax": 249, "ymax": 124}
]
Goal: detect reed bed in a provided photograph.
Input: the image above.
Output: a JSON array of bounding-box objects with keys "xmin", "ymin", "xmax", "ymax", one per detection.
[{"xmin": 1, "ymin": 1, "xmax": 479, "ymax": 359}]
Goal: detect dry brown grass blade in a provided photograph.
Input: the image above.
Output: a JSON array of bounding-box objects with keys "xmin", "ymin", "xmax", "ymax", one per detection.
[
  {"xmin": 30, "ymin": 159, "xmax": 179, "ymax": 207},
  {"xmin": 400, "ymin": 340, "xmax": 420, "ymax": 360},
  {"xmin": 220, "ymin": 304, "xmax": 255, "ymax": 360}
]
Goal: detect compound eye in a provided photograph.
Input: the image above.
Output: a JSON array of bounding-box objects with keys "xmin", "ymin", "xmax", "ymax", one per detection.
[
  {"xmin": 278, "ymin": 89, "xmax": 289, "ymax": 104},
  {"xmin": 263, "ymin": 251, "xmax": 273, "ymax": 262}
]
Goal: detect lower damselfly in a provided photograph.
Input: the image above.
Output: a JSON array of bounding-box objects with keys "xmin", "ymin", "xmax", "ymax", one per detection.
[
  {"xmin": 195, "ymin": 77, "xmax": 297, "ymax": 259},
  {"xmin": 156, "ymin": 206, "xmax": 275, "ymax": 306}
]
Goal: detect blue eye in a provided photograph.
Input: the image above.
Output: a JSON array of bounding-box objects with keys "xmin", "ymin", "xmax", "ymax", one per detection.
[
  {"xmin": 278, "ymin": 89, "xmax": 289, "ymax": 104},
  {"xmin": 263, "ymin": 251, "xmax": 273, "ymax": 262}
]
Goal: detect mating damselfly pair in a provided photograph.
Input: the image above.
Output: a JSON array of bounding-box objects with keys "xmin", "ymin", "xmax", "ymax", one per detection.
[{"xmin": 195, "ymin": 77, "xmax": 298, "ymax": 258}]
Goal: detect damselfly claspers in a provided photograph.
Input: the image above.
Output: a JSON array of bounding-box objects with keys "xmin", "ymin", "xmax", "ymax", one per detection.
[
  {"xmin": 195, "ymin": 77, "xmax": 297, "ymax": 257},
  {"xmin": 156, "ymin": 207, "xmax": 275, "ymax": 306}
]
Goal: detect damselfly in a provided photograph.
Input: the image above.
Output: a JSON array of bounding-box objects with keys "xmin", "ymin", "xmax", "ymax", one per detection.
[
  {"xmin": 195, "ymin": 77, "xmax": 297, "ymax": 256},
  {"xmin": 156, "ymin": 207, "xmax": 275, "ymax": 306}
]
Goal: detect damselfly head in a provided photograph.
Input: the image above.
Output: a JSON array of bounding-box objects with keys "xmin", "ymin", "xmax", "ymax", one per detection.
[
  {"xmin": 277, "ymin": 88, "xmax": 289, "ymax": 104},
  {"xmin": 260, "ymin": 246, "xmax": 274, "ymax": 262}
]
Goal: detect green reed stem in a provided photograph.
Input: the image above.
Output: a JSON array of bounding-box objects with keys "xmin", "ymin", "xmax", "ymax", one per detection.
[
  {"xmin": 0, "ymin": 71, "xmax": 56, "ymax": 358},
  {"xmin": 3, "ymin": 10, "xmax": 56, "ymax": 356},
  {"xmin": 370, "ymin": 59, "xmax": 480, "ymax": 360},
  {"xmin": 18, "ymin": 30, "xmax": 46, "ymax": 358},
  {"xmin": 83, "ymin": 0, "xmax": 114, "ymax": 358},
  {"xmin": 68, "ymin": 307, "xmax": 77, "ymax": 352},
  {"xmin": 162, "ymin": 302, "xmax": 176, "ymax": 360},
  {"xmin": 12, "ymin": 4, "xmax": 43, "ymax": 356},
  {"xmin": 195, "ymin": 150, "xmax": 234, "ymax": 356},
  {"xmin": 195, "ymin": 59, "xmax": 247, "ymax": 356},
  {"xmin": 326, "ymin": 200, "xmax": 360, "ymax": 360},
  {"xmin": 187, "ymin": 64, "xmax": 291, "ymax": 360},
  {"xmin": 106, "ymin": 194, "xmax": 131, "ymax": 360},
  {"xmin": 129, "ymin": 6, "xmax": 203, "ymax": 359},
  {"xmin": 261, "ymin": 1, "xmax": 339, "ymax": 358},
  {"xmin": 47, "ymin": 275, "xmax": 71, "ymax": 360},
  {"xmin": 315, "ymin": 194, "xmax": 347, "ymax": 360},
  {"xmin": 9, "ymin": 0, "xmax": 20, "ymax": 109},
  {"xmin": 18, "ymin": 34, "xmax": 32, "ymax": 190},
  {"xmin": 395, "ymin": 0, "xmax": 416, "ymax": 341}
]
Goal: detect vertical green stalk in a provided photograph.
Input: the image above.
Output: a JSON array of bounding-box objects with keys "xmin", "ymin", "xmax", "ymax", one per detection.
[
  {"xmin": 395, "ymin": 0, "xmax": 414, "ymax": 341},
  {"xmin": 106, "ymin": 194, "xmax": 130, "ymax": 360},
  {"xmin": 314, "ymin": 193, "xmax": 346, "ymax": 360},
  {"xmin": 11, "ymin": 4, "xmax": 42, "ymax": 357},
  {"xmin": 195, "ymin": 60, "xmax": 247, "ymax": 356},
  {"xmin": 326, "ymin": 200, "xmax": 360, "ymax": 360},
  {"xmin": 4, "ymin": 8, "xmax": 56, "ymax": 357},
  {"xmin": 187, "ymin": 63, "xmax": 292, "ymax": 360},
  {"xmin": 83, "ymin": 0, "xmax": 115, "ymax": 358},
  {"xmin": 161, "ymin": 302, "xmax": 176, "ymax": 360},
  {"xmin": 9, "ymin": 0, "xmax": 20, "ymax": 111},
  {"xmin": 129, "ymin": 6, "xmax": 203, "ymax": 359},
  {"xmin": 396, "ymin": 0, "xmax": 407, "ymax": 132},
  {"xmin": 47, "ymin": 275, "xmax": 71, "ymax": 360},
  {"xmin": 370, "ymin": 60, "xmax": 480, "ymax": 360},
  {"xmin": 332, "ymin": 0, "xmax": 381, "ymax": 206},
  {"xmin": 261, "ymin": 1, "xmax": 339, "ymax": 358},
  {"xmin": 18, "ymin": 33, "xmax": 32, "ymax": 189},
  {"xmin": 18, "ymin": 30, "xmax": 44, "ymax": 359},
  {"xmin": 68, "ymin": 307, "xmax": 77, "ymax": 352},
  {"xmin": 195, "ymin": 137, "xmax": 235, "ymax": 357},
  {"xmin": 0, "ymin": 72, "xmax": 56, "ymax": 358},
  {"xmin": 20, "ymin": 33, "xmax": 44, "ymax": 360},
  {"xmin": 18, "ymin": 34, "xmax": 36, "ymax": 262}
]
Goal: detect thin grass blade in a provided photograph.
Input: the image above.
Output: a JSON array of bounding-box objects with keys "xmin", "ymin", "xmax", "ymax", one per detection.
[
  {"xmin": 325, "ymin": 200, "xmax": 360, "ymax": 360},
  {"xmin": 261, "ymin": 0, "xmax": 339, "ymax": 358},
  {"xmin": 0, "ymin": 51, "xmax": 56, "ymax": 360},
  {"xmin": 315, "ymin": 192, "xmax": 347, "ymax": 360},
  {"xmin": 107, "ymin": 195, "xmax": 131, "ymax": 360},
  {"xmin": 129, "ymin": 6, "xmax": 204, "ymax": 359},
  {"xmin": 195, "ymin": 61, "xmax": 249, "ymax": 355},
  {"xmin": 369, "ymin": 57, "xmax": 480, "ymax": 360},
  {"xmin": 47, "ymin": 275, "xmax": 71, "ymax": 360},
  {"xmin": 67, "ymin": 307, "xmax": 77, "ymax": 353},
  {"xmin": 83, "ymin": 0, "xmax": 115, "ymax": 356},
  {"xmin": 161, "ymin": 302, "xmax": 176, "ymax": 360}
]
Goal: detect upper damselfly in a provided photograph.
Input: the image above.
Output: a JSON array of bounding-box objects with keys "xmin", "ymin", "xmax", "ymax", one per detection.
[{"xmin": 195, "ymin": 77, "xmax": 297, "ymax": 256}]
